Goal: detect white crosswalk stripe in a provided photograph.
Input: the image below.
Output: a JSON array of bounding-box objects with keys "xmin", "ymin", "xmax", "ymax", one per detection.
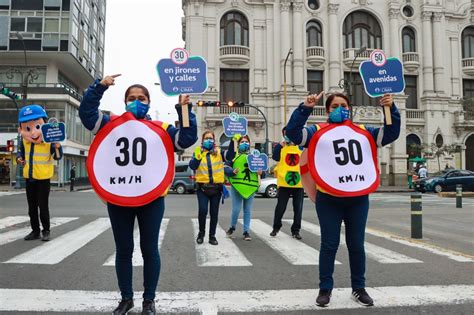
[
  {"xmin": 0, "ymin": 217, "xmax": 78, "ymax": 246},
  {"xmin": 103, "ymin": 218, "xmax": 169, "ymax": 266},
  {"xmin": 5, "ymin": 218, "xmax": 110, "ymax": 264},
  {"xmin": 288, "ymin": 220, "xmax": 423, "ymax": 264},
  {"xmin": 0, "ymin": 191, "xmax": 24, "ymax": 197},
  {"xmin": 0, "ymin": 216, "xmax": 30, "ymax": 229},
  {"xmin": 192, "ymin": 219, "xmax": 252, "ymax": 266},
  {"xmin": 244, "ymin": 219, "xmax": 341, "ymax": 265}
]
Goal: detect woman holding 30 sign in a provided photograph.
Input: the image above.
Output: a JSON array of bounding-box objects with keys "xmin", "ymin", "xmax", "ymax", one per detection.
[{"xmin": 286, "ymin": 92, "xmax": 400, "ymax": 307}]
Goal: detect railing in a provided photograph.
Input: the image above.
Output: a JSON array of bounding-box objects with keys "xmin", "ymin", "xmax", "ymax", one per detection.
[
  {"xmin": 462, "ymin": 58, "xmax": 474, "ymax": 68},
  {"xmin": 343, "ymin": 48, "xmax": 374, "ymax": 60},
  {"xmin": 406, "ymin": 109, "xmax": 424, "ymax": 120},
  {"xmin": 403, "ymin": 52, "xmax": 419, "ymax": 63},
  {"xmin": 311, "ymin": 106, "xmax": 326, "ymax": 117},
  {"xmin": 306, "ymin": 46, "xmax": 325, "ymax": 58},
  {"xmin": 219, "ymin": 45, "xmax": 250, "ymax": 57},
  {"xmin": 4, "ymin": 82, "xmax": 83, "ymax": 101}
]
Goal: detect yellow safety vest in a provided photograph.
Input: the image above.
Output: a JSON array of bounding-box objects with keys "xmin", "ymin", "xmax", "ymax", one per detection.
[
  {"xmin": 195, "ymin": 149, "xmax": 225, "ymax": 184},
  {"xmin": 22, "ymin": 140, "xmax": 55, "ymax": 180},
  {"xmin": 276, "ymin": 145, "xmax": 303, "ymax": 188}
]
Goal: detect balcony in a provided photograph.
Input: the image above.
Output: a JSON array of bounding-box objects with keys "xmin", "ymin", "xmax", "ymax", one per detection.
[
  {"xmin": 306, "ymin": 46, "xmax": 325, "ymax": 67},
  {"xmin": 5, "ymin": 82, "xmax": 83, "ymax": 102},
  {"xmin": 343, "ymin": 48, "xmax": 374, "ymax": 68},
  {"xmin": 402, "ymin": 52, "xmax": 420, "ymax": 72},
  {"xmin": 462, "ymin": 58, "xmax": 474, "ymax": 75},
  {"xmin": 406, "ymin": 109, "xmax": 425, "ymax": 125},
  {"xmin": 219, "ymin": 45, "xmax": 250, "ymax": 66}
]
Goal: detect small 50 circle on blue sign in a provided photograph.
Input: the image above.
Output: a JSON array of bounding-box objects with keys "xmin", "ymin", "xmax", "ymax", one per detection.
[
  {"xmin": 370, "ymin": 50, "xmax": 386, "ymax": 67},
  {"xmin": 170, "ymin": 48, "xmax": 189, "ymax": 65}
]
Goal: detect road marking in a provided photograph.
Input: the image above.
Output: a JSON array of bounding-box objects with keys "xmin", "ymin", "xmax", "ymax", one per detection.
[
  {"xmin": 103, "ymin": 218, "xmax": 169, "ymax": 266},
  {"xmin": 192, "ymin": 219, "xmax": 252, "ymax": 266},
  {"xmin": 0, "ymin": 217, "xmax": 78, "ymax": 246},
  {"xmin": 0, "ymin": 191, "xmax": 24, "ymax": 197},
  {"xmin": 1, "ymin": 285, "xmax": 473, "ymax": 312},
  {"xmin": 365, "ymin": 227, "xmax": 474, "ymax": 262},
  {"xmin": 0, "ymin": 216, "xmax": 30, "ymax": 229},
  {"xmin": 246, "ymin": 219, "xmax": 340, "ymax": 265},
  {"xmin": 5, "ymin": 218, "xmax": 110, "ymax": 264},
  {"xmin": 291, "ymin": 220, "xmax": 423, "ymax": 264}
]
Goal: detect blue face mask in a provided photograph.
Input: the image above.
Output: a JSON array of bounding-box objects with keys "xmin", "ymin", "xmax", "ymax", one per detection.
[
  {"xmin": 284, "ymin": 135, "xmax": 291, "ymax": 143},
  {"xmin": 126, "ymin": 100, "xmax": 149, "ymax": 119},
  {"xmin": 202, "ymin": 139, "xmax": 215, "ymax": 151},
  {"xmin": 238, "ymin": 142, "xmax": 250, "ymax": 153},
  {"xmin": 328, "ymin": 106, "xmax": 350, "ymax": 123}
]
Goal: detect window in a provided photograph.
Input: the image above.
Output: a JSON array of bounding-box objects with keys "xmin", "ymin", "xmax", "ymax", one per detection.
[
  {"xmin": 12, "ymin": 0, "xmax": 43, "ymax": 10},
  {"xmin": 10, "ymin": 18, "xmax": 25, "ymax": 32},
  {"xmin": 0, "ymin": 0, "xmax": 9, "ymax": 10},
  {"xmin": 405, "ymin": 75, "xmax": 418, "ymax": 109},
  {"xmin": 220, "ymin": 11, "xmax": 249, "ymax": 46},
  {"xmin": 60, "ymin": 18, "xmax": 69, "ymax": 32},
  {"xmin": 402, "ymin": 27, "xmax": 416, "ymax": 53},
  {"xmin": 435, "ymin": 134, "xmax": 444, "ymax": 148},
  {"xmin": 462, "ymin": 26, "xmax": 474, "ymax": 58},
  {"xmin": 307, "ymin": 70, "xmax": 324, "ymax": 105},
  {"xmin": 9, "ymin": 39, "xmax": 41, "ymax": 50},
  {"xmin": 307, "ymin": 0, "xmax": 319, "ymax": 11},
  {"xmin": 27, "ymin": 18, "xmax": 43, "ymax": 32},
  {"xmin": 62, "ymin": 0, "xmax": 70, "ymax": 10},
  {"xmin": 463, "ymin": 79, "xmax": 474, "ymax": 99},
  {"xmin": 402, "ymin": 5, "xmax": 414, "ymax": 18},
  {"xmin": 306, "ymin": 20, "xmax": 322, "ymax": 47},
  {"xmin": 406, "ymin": 134, "xmax": 422, "ymax": 158},
  {"xmin": 343, "ymin": 11, "xmax": 382, "ymax": 49},
  {"xmin": 344, "ymin": 72, "xmax": 377, "ymax": 106},
  {"xmin": 44, "ymin": 19, "xmax": 59, "ymax": 32},
  {"xmin": 220, "ymin": 69, "xmax": 249, "ymax": 103}
]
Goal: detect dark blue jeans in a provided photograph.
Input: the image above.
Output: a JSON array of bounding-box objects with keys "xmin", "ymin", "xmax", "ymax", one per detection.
[
  {"xmin": 315, "ymin": 191, "xmax": 369, "ymax": 290},
  {"xmin": 107, "ymin": 197, "xmax": 165, "ymax": 300},
  {"xmin": 196, "ymin": 188, "xmax": 221, "ymax": 236}
]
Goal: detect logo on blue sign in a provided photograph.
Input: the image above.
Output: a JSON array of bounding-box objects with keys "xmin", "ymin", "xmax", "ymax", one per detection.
[
  {"xmin": 156, "ymin": 56, "xmax": 208, "ymax": 96},
  {"xmin": 359, "ymin": 58, "xmax": 405, "ymax": 97}
]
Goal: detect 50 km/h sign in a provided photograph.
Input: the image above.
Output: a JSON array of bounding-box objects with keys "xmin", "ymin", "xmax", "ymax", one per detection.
[{"xmin": 87, "ymin": 113, "xmax": 175, "ymax": 207}]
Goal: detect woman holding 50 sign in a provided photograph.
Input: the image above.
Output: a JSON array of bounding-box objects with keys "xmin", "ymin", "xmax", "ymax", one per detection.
[
  {"xmin": 80, "ymin": 74, "xmax": 197, "ymax": 315},
  {"xmin": 286, "ymin": 92, "xmax": 400, "ymax": 307}
]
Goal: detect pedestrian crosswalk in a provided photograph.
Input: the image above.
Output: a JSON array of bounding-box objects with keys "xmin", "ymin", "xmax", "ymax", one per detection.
[
  {"xmin": 0, "ymin": 191, "xmax": 24, "ymax": 197},
  {"xmin": 1, "ymin": 216, "xmax": 473, "ymax": 267}
]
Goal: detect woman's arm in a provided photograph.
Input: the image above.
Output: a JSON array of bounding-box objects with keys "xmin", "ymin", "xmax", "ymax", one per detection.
[
  {"xmin": 366, "ymin": 94, "xmax": 401, "ymax": 147},
  {"xmin": 286, "ymin": 93, "xmax": 323, "ymax": 147},
  {"xmin": 165, "ymin": 95, "xmax": 198, "ymax": 152}
]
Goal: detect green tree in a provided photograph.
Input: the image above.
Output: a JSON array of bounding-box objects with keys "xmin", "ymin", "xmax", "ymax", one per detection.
[{"xmin": 421, "ymin": 143, "xmax": 458, "ymax": 172}]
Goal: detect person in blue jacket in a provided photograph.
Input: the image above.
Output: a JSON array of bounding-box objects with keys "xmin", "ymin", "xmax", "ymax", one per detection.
[
  {"xmin": 286, "ymin": 92, "xmax": 400, "ymax": 308},
  {"xmin": 79, "ymin": 74, "xmax": 197, "ymax": 315}
]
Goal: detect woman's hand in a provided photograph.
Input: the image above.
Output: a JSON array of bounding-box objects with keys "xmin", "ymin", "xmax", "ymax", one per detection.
[
  {"xmin": 304, "ymin": 91, "xmax": 324, "ymax": 108},
  {"xmin": 257, "ymin": 170, "xmax": 263, "ymax": 176},
  {"xmin": 179, "ymin": 94, "xmax": 190, "ymax": 106},
  {"xmin": 379, "ymin": 94, "xmax": 393, "ymax": 108},
  {"xmin": 54, "ymin": 143, "xmax": 60, "ymax": 149},
  {"xmin": 16, "ymin": 157, "xmax": 25, "ymax": 166},
  {"xmin": 233, "ymin": 168, "xmax": 239, "ymax": 174},
  {"xmin": 100, "ymin": 74, "xmax": 121, "ymax": 87}
]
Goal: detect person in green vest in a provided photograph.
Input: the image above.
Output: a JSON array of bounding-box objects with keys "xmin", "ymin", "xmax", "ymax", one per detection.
[
  {"xmin": 16, "ymin": 105, "xmax": 63, "ymax": 242},
  {"xmin": 270, "ymin": 127, "xmax": 304, "ymax": 240},
  {"xmin": 225, "ymin": 134, "xmax": 261, "ymax": 241}
]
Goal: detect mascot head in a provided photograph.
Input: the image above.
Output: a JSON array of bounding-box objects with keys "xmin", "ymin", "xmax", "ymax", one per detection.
[{"xmin": 18, "ymin": 105, "xmax": 48, "ymax": 144}]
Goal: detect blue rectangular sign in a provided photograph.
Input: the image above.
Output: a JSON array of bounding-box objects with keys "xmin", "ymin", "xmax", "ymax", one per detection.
[
  {"xmin": 359, "ymin": 58, "xmax": 405, "ymax": 97},
  {"xmin": 223, "ymin": 116, "xmax": 248, "ymax": 137},
  {"xmin": 41, "ymin": 122, "xmax": 66, "ymax": 143},
  {"xmin": 247, "ymin": 151, "xmax": 269, "ymax": 172},
  {"xmin": 156, "ymin": 56, "xmax": 208, "ymax": 96}
]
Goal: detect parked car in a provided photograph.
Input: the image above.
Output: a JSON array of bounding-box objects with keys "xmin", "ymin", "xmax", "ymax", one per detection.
[
  {"xmin": 258, "ymin": 177, "xmax": 278, "ymax": 198},
  {"xmin": 415, "ymin": 169, "xmax": 474, "ymax": 193},
  {"xmin": 171, "ymin": 161, "xmax": 196, "ymax": 194}
]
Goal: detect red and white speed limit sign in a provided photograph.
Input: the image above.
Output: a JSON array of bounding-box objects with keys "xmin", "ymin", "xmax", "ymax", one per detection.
[
  {"xmin": 307, "ymin": 121, "xmax": 380, "ymax": 197},
  {"xmin": 87, "ymin": 112, "xmax": 175, "ymax": 207}
]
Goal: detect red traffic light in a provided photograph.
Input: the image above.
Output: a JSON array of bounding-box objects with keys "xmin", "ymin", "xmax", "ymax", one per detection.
[
  {"xmin": 197, "ymin": 100, "xmax": 221, "ymax": 107},
  {"xmin": 6, "ymin": 140, "xmax": 14, "ymax": 152},
  {"xmin": 227, "ymin": 101, "xmax": 245, "ymax": 107}
]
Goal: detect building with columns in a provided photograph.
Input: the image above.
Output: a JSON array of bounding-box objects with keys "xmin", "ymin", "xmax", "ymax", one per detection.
[{"xmin": 182, "ymin": 0, "xmax": 474, "ymax": 185}]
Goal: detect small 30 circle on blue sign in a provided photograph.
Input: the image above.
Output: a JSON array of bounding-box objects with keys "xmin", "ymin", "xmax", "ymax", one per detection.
[{"xmin": 170, "ymin": 48, "xmax": 189, "ymax": 65}]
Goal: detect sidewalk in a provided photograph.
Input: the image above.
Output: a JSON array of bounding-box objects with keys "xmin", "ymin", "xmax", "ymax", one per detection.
[{"xmin": 0, "ymin": 184, "xmax": 92, "ymax": 192}]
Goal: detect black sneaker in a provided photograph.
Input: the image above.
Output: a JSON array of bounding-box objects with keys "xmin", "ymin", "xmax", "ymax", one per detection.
[
  {"xmin": 41, "ymin": 230, "xmax": 50, "ymax": 242},
  {"xmin": 352, "ymin": 288, "xmax": 374, "ymax": 306},
  {"xmin": 209, "ymin": 236, "xmax": 218, "ymax": 245},
  {"xmin": 292, "ymin": 232, "xmax": 302, "ymax": 240},
  {"xmin": 141, "ymin": 299, "xmax": 156, "ymax": 315},
  {"xmin": 24, "ymin": 231, "xmax": 40, "ymax": 241},
  {"xmin": 316, "ymin": 289, "xmax": 332, "ymax": 307},
  {"xmin": 270, "ymin": 229, "xmax": 279, "ymax": 237},
  {"xmin": 226, "ymin": 227, "xmax": 235, "ymax": 237},
  {"xmin": 196, "ymin": 232, "xmax": 204, "ymax": 244},
  {"xmin": 243, "ymin": 232, "xmax": 252, "ymax": 241},
  {"xmin": 113, "ymin": 298, "xmax": 134, "ymax": 315}
]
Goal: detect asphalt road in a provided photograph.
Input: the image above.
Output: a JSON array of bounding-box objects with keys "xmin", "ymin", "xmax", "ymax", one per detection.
[{"xmin": 0, "ymin": 190, "xmax": 473, "ymax": 314}]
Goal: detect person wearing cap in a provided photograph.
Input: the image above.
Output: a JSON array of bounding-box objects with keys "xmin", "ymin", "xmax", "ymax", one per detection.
[{"xmin": 17, "ymin": 105, "xmax": 63, "ymax": 242}]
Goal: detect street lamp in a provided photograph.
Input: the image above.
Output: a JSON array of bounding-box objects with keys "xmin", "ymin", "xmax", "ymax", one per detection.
[
  {"xmin": 283, "ymin": 48, "xmax": 293, "ymax": 124},
  {"xmin": 243, "ymin": 103, "xmax": 270, "ymax": 157}
]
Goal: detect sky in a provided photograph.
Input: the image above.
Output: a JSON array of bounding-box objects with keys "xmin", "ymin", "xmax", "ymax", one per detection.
[{"xmin": 101, "ymin": 0, "xmax": 184, "ymax": 123}]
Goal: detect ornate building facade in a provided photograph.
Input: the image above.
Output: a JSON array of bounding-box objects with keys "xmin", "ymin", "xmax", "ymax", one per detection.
[{"xmin": 182, "ymin": 0, "xmax": 474, "ymax": 185}]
